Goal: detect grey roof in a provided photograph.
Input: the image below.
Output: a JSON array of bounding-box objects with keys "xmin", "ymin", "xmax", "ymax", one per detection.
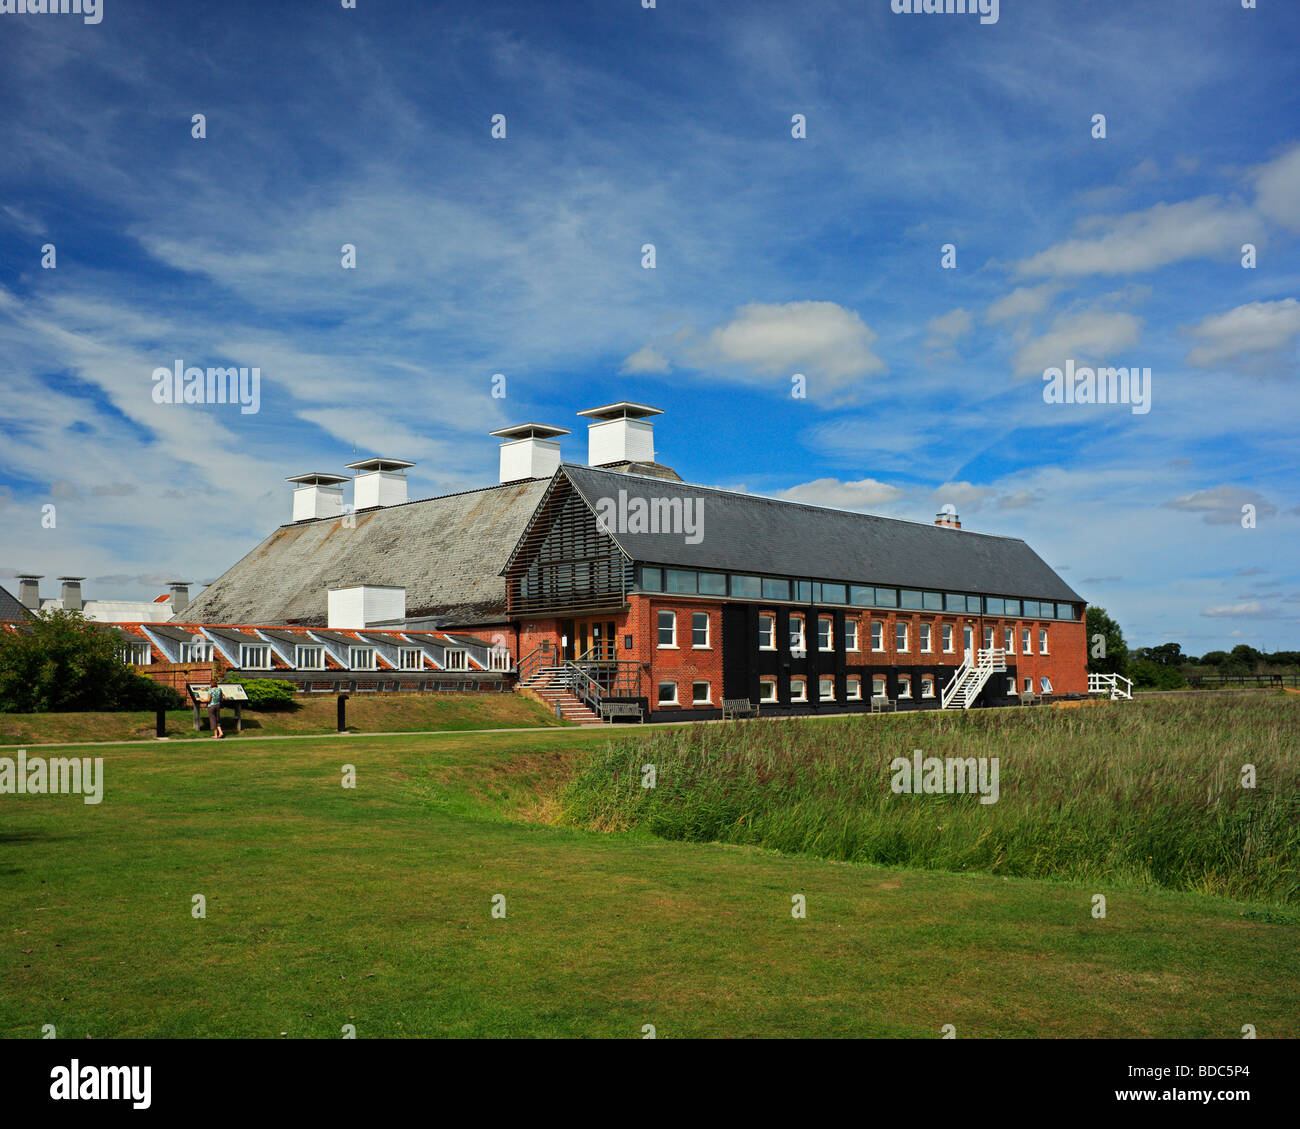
[
  {"xmin": 181, "ymin": 478, "xmax": 550, "ymax": 627},
  {"xmin": 559, "ymin": 464, "xmax": 1084, "ymax": 603},
  {"xmin": 0, "ymin": 584, "xmax": 30, "ymax": 620}
]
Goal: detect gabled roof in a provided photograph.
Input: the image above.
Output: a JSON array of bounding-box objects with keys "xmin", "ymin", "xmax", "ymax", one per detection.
[
  {"xmin": 557, "ymin": 464, "xmax": 1083, "ymax": 603},
  {"xmin": 0, "ymin": 584, "xmax": 30, "ymax": 621},
  {"xmin": 182, "ymin": 478, "xmax": 549, "ymax": 626}
]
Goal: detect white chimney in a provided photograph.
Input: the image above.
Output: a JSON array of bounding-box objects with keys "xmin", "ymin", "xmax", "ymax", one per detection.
[
  {"xmin": 16, "ymin": 574, "xmax": 42, "ymax": 610},
  {"xmin": 168, "ymin": 580, "xmax": 192, "ymax": 614},
  {"xmin": 286, "ymin": 472, "xmax": 349, "ymax": 522},
  {"xmin": 327, "ymin": 585, "xmax": 406, "ymax": 629},
  {"xmin": 346, "ymin": 458, "xmax": 414, "ymax": 510},
  {"xmin": 58, "ymin": 576, "xmax": 84, "ymax": 611},
  {"xmin": 489, "ymin": 423, "xmax": 570, "ymax": 483},
  {"xmin": 576, "ymin": 402, "xmax": 663, "ymax": 466}
]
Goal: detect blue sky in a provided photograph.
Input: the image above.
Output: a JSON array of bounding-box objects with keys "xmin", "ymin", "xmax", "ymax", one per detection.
[{"xmin": 0, "ymin": 0, "xmax": 1297, "ymax": 651}]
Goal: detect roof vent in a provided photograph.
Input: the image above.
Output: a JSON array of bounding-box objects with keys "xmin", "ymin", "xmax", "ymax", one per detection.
[
  {"xmin": 576, "ymin": 402, "xmax": 662, "ymax": 467},
  {"xmin": 286, "ymin": 472, "xmax": 349, "ymax": 522},
  {"xmin": 346, "ymin": 458, "xmax": 414, "ymax": 510},
  {"xmin": 489, "ymin": 423, "xmax": 570, "ymax": 483},
  {"xmin": 935, "ymin": 510, "xmax": 962, "ymax": 530},
  {"xmin": 327, "ymin": 585, "xmax": 406, "ymax": 629},
  {"xmin": 58, "ymin": 576, "xmax": 85, "ymax": 611},
  {"xmin": 16, "ymin": 574, "xmax": 42, "ymax": 610},
  {"xmin": 168, "ymin": 581, "xmax": 192, "ymax": 615}
]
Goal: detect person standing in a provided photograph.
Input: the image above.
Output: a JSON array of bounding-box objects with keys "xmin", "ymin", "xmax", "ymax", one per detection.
[{"xmin": 207, "ymin": 683, "xmax": 224, "ymax": 739}]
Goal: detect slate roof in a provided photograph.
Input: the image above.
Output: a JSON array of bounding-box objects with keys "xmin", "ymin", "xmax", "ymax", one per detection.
[
  {"xmin": 558, "ymin": 465, "xmax": 1084, "ymax": 603},
  {"xmin": 182, "ymin": 478, "xmax": 550, "ymax": 627},
  {"xmin": 0, "ymin": 584, "xmax": 30, "ymax": 620}
]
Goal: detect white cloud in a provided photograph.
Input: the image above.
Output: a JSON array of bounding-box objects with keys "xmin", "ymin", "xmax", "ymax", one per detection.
[
  {"xmin": 1164, "ymin": 485, "xmax": 1277, "ymax": 525},
  {"xmin": 1011, "ymin": 309, "xmax": 1143, "ymax": 377},
  {"xmin": 1185, "ymin": 298, "xmax": 1300, "ymax": 368},
  {"xmin": 1202, "ymin": 602, "xmax": 1267, "ymax": 618},
  {"xmin": 774, "ymin": 477, "xmax": 905, "ymax": 510},
  {"xmin": 933, "ymin": 481, "xmax": 994, "ymax": 511},
  {"xmin": 620, "ymin": 345, "xmax": 672, "ymax": 374},
  {"xmin": 986, "ymin": 284, "xmax": 1059, "ymax": 324},
  {"xmin": 923, "ymin": 308, "xmax": 974, "ymax": 352},
  {"xmin": 1254, "ymin": 144, "xmax": 1300, "ymax": 233}
]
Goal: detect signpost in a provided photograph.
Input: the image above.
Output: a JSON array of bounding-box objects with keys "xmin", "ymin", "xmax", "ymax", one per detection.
[{"xmin": 185, "ymin": 682, "xmax": 248, "ymax": 734}]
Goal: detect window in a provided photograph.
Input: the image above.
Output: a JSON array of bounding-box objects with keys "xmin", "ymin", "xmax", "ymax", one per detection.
[
  {"xmin": 872, "ymin": 675, "xmax": 887, "ymax": 698},
  {"xmin": 923, "ymin": 591, "xmax": 944, "ymax": 611},
  {"xmin": 818, "ymin": 616, "xmax": 833, "ymax": 651},
  {"xmin": 986, "ymin": 597, "xmax": 1005, "ymax": 616},
  {"xmin": 920, "ymin": 623, "xmax": 932, "ymax": 653},
  {"xmin": 966, "ymin": 595, "xmax": 982, "ymax": 614},
  {"xmin": 241, "ymin": 644, "xmax": 271, "ymax": 669},
  {"xmin": 846, "ymin": 675, "xmax": 862, "ymax": 700},
  {"xmin": 819, "ymin": 676, "xmax": 836, "ymax": 701},
  {"xmin": 790, "ymin": 678, "xmax": 807, "ymax": 702},
  {"xmin": 758, "ymin": 613, "xmax": 775, "ymax": 649},
  {"xmin": 297, "ymin": 645, "xmax": 325, "ymax": 670},
  {"xmin": 983, "ymin": 627, "xmax": 994, "ymax": 651},
  {"xmin": 692, "ymin": 681, "xmax": 711, "ymax": 705},
  {"xmin": 1024, "ymin": 677, "xmax": 1033, "ymax": 693},
  {"xmin": 657, "ymin": 682, "xmax": 678, "ymax": 706},
  {"xmin": 1039, "ymin": 628, "xmax": 1049, "ymax": 655},
  {"xmin": 120, "ymin": 641, "xmax": 151, "ymax": 665},
  {"xmin": 963, "ymin": 625, "xmax": 974, "ymax": 654},
  {"xmin": 731, "ymin": 575, "xmax": 762, "ymax": 599},
  {"xmin": 789, "ymin": 615, "xmax": 805, "ymax": 653},
  {"xmin": 1007, "ymin": 677, "xmax": 1018, "ymax": 696},
  {"xmin": 844, "ymin": 619, "xmax": 859, "ymax": 652},
  {"xmin": 1003, "ymin": 628, "xmax": 1014, "ymax": 654},
  {"xmin": 692, "ymin": 612, "xmax": 710, "ymax": 648},
  {"xmin": 698, "ymin": 572, "xmax": 728, "ymax": 596},
  {"xmin": 1021, "ymin": 628, "xmax": 1032, "ymax": 655},
  {"xmin": 666, "ymin": 569, "xmax": 697, "ymax": 594},
  {"xmin": 818, "ymin": 583, "xmax": 847, "ymax": 605},
  {"xmin": 658, "ymin": 610, "xmax": 676, "ymax": 648},
  {"xmin": 444, "ymin": 649, "xmax": 467, "ymax": 671},
  {"xmin": 921, "ymin": 675, "xmax": 935, "ymax": 698},
  {"xmin": 944, "ymin": 593, "xmax": 967, "ymax": 612},
  {"xmin": 850, "ymin": 585, "xmax": 873, "ymax": 607},
  {"xmin": 180, "ymin": 640, "xmax": 212, "ymax": 662},
  {"xmin": 759, "ymin": 679, "xmax": 777, "ymax": 703},
  {"xmin": 874, "ymin": 587, "xmax": 899, "ymax": 608},
  {"xmin": 871, "ymin": 621, "xmax": 884, "ymax": 651},
  {"xmin": 350, "ymin": 647, "xmax": 376, "ymax": 671},
  {"xmin": 398, "ymin": 648, "xmax": 421, "ymax": 671},
  {"xmin": 761, "ymin": 577, "xmax": 791, "ymax": 601},
  {"xmin": 795, "ymin": 580, "xmax": 813, "ymax": 602},
  {"xmin": 898, "ymin": 675, "xmax": 912, "ymax": 699},
  {"xmin": 1041, "ymin": 676, "xmax": 1053, "ymax": 693},
  {"xmin": 942, "ymin": 624, "xmax": 954, "ymax": 653},
  {"xmin": 489, "ymin": 647, "xmax": 512, "ymax": 671},
  {"xmin": 641, "ymin": 567, "xmax": 663, "ymax": 592},
  {"xmin": 900, "ymin": 589, "xmax": 923, "ymax": 610},
  {"xmin": 1004, "ymin": 599, "xmax": 1021, "ymax": 617},
  {"xmin": 1058, "ymin": 603, "xmax": 1075, "ymax": 621},
  {"xmin": 896, "ymin": 622, "xmax": 909, "ymax": 652}
]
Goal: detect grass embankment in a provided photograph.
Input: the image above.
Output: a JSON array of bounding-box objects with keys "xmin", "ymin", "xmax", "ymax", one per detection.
[
  {"xmin": 0, "ymin": 692, "xmax": 565, "ymax": 746},
  {"xmin": 563, "ymin": 696, "xmax": 1300, "ymax": 904},
  {"xmin": 2, "ymin": 724, "xmax": 1297, "ymax": 1038}
]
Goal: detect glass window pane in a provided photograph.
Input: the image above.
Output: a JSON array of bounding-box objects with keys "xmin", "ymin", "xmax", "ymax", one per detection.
[
  {"xmin": 923, "ymin": 591, "xmax": 943, "ymax": 611},
  {"xmin": 795, "ymin": 580, "xmax": 813, "ymax": 602},
  {"xmin": 945, "ymin": 593, "xmax": 966, "ymax": 611},
  {"xmin": 900, "ymin": 589, "xmax": 922, "ymax": 610},
  {"xmin": 666, "ymin": 569, "xmax": 697, "ymax": 594},
  {"xmin": 642, "ymin": 567, "xmax": 663, "ymax": 592},
  {"xmin": 966, "ymin": 595, "xmax": 982, "ymax": 613},
  {"xmin": 1003, "ymin": 599, "xmax": 1021, "ymax": 617},
  {"xmin": 985, "ymin": 597, "xmax": 1005, "ymax": 615},
  {"xmin": 850, "ymin": 585, "xmax": 873, "ymax": 606},
  {"xmin": 820, "ymin": 583, "xmax": 847, "ymax": 605},
  {"xmin": 1057, "ymin": 603, "xmax": 1074, "ymax": 620},
  {"xmin": 875, "ymin": 588, "xmax": 898, "ymax": 608},
  {"xmin": 761, "ymin": 577, "xmax": 791, "ymax": 601},
  {"xmin": 1023, "ymin": 600, "xmax": 1039, "ymax": 618},
  {"xmin": 698, "ymin": 571, "xmax": 727, "ymax": 595},
  {"xmin": 730, "ymin": 574, "xmax": 761, "ymax": 598}
]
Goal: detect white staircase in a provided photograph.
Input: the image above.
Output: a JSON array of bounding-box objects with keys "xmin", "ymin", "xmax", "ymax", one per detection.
[
  {"xmin": 521, "ymin": 666, "xmax": 603, "ymax": 725},
  {"xmin": 941, "ymin": 648, "xmax": 1006, "ymax": 710},
  {"xmin": 1088, "ymin": 672, "xmax": 1133, "ymax": 700}
]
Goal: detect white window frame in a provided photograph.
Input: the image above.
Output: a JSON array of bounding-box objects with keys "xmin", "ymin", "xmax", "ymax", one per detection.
[
  {"xmin": 872, "ymin": 675, "xmax": 887, "ymax": 698},
  {"xmin": 1039, "ymin": 629, "xmax": 1049, "ymax": 655},
  {"xmin": 983, "ymin": 627, "xmax": 994, "ymax": 651},
  {"xmin": 120, "ymin": 641, "xmax": 151, "ymax": 666},
  {"xmin": 817, "ymin": 616, "xmax": 833, "ymax": 652},
  {"xmin": 691, "ymin": 681, "xmax": 711, "ymax": 705},
  {"xmin": 846, "ymin": 675, "xmax": 862, "ymax": 700},
  {"xmin": 920, "ymin": 623, "xmax": 932, "ymax": 653},
  {"xmin": 921, "ymin": 675, "xmax": 935, "ymax": 698},
  {"xmin": 241, "ymin": 644, "xmax": 271, "ymax": 670},
  {"xmin": 444, "ymin": 648, "xmax": 468, "ymax": 671},
  {"xmin": 1041, "ymin": 676, "xmax": 1053, "ymax": 693},
  {"xmin": 296, "ymin": 645, "xmax": 325, "ymax": 670},
  {"xmin": 350, "ymin": 646, "xmax": 376, "ymax": 671},
  {"xmin": 819, "ymin": 676, "xmax": 835, "ymax": 702},
  {"xmin": 1003, "ymin": 628, "xmax": 1014, "ymax": 654},
  {"xmin": 758, "ymin": 613, "xmax": 775, "ymax": 650},
  {"xmin": 759, "ymin": 679, "xmax": 777, "ymax": 703},
  {"xmin": 844, "ymin": 619, "xmax": 859, "ymax": 652},
  {"xmin": 963, "ymin": 625, "xmax": 974, "ymax": 653},
  {"xmin": 1008, "ymin": 676, "xmax": 1018, "ymax": 696},
  {"xmin": 790, "ymin": 677, "xmax": 807, "ymax": 703},
  {"xmin": 871, "ymin": 621, "xmax": 884, "ymax": 652},
  {"xmin": 1024, "ymin": 677, "xmax": 1033, "ymax": 693},
  {"xmin": 398, "ymin": 647, "xmax": 421, "ymax": 671},
  {"xmin": 691, "ymin": 612, "xmax": 710, "ymax": 649},
  {"xmin": 657, "ymin": 681, "xmax": 678, "ymax": 706},
  {"xmin": 657, "ymin": 610, "xmax": 677, "ymax": 649},
  {"xmin": 898, "ymin": 675, "xmax": 912, "ymax": 699},
  {"xmin": 1022, "ymin": 628, "xmax": 1032, "ymax": 655},
  {"xmin": 942, "ymin": 624, "xmax": 954, "ymax": 653},
  {"xmin": 789, "ymin": 615, "xmax": 806, "ymax": 653},
  {"xmin": 180, "ymin": 641, "xmax": 212, "ymax": 662},
  {"xmin": 895, "ymin": 622, "xmax": 909, "ymax": 653},
  {"xmin": 489, "ymin": 647, "xmax": 511, "ymax": 671}
]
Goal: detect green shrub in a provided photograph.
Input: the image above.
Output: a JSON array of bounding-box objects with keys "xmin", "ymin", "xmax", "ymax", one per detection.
[{"xmin": 235, "ymin": 678, "xmax": 299, "ymax": 709}]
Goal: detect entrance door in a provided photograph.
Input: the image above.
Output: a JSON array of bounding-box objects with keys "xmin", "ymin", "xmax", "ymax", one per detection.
[
  {"xmin": 561, "ymin": 619, "xmax": 575, "ymax": 661},
  {"xmin": 963, "ymin": 624, "xmax": 974, "ymax": 661}
]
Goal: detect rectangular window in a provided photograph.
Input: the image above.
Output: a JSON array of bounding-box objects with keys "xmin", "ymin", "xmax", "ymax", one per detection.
[
  {"xmin": 642, "ymin": 567, "xmax": 663, "ymax": 592},
  {"xmin": 875, "ymin": 587, "xmax": 899, "ymax": 608},
  {"xmin": 896, "ymin": 622, "xmax": 909, "ymax": 652},
  {"xmin": 795, "ymin": 580, "xmax": 813, "ymax": 602},
  {"xmin": 871, "ymin": 621, "xmax": 884, "ymax": 651},
  {"xmin": 1007, "ymin": 676, "xmax": 1018, "ymax": 696},
  {"xmin": 657, "ymin": 682, "xmax": 678, "ymax": 705},
  {"xmin": 658, "ymin": 611, "xmax": 676, "ymax": 647},
  {"xmin": 942, "ymin": 624, "xmax": 954, "ymax": 653},
  {"xmin": 945, "ymin": 593, "xmax": 966, "ymax": 612},
  {"xmin": 1023, "ymin": 600, "xmax": 1040, "ymax": 618},
  {"xmin": 846, "ymin": 675, "xmax": 862, "ymax": 700},
  {"xmin": 1003, "ymin": 599, "xmax": 1021, "ymax": 617},
  {"xmin": 1057, "ymin": 603, "xmax": 1074, "ymax": 621},
  {"xmin": 898, "ymin": 675, "xmax": 912, "ymax": 699},
  {"xmin": 850, "ymin": 585, "xmax": 873, "ymax": 607},
  {"xmin": 758, "ymin": 613, "xmax": 775, "ymax": 649},
  {"xmin": 241, "ymin": 644, "xmax": 271, "ymax": 669},
  {"xmin": 1003, "ymin": 628, "xmax": 1014, "ymax": 654},
  {"xmin": 665, "ymin": 569, "xmax": 697, "ymax": 594},
  {"xmin": 1039, "ymin": 628, "xmax": 1049, "ymax": 655},
  {"xmin": 1041, "ymin": 676, "xmax": 1053, "ymax": 693},
  {"xmin": 790, "ymin": 678, "xmax": 807, "ymax": 702},
  {"xmin": 444, "ymin": 649, "xmax": 467, "ymax": 671},
  {"xmin": 698, "ymin": 571, "xmax": 728, "ymax": 595},
  {"xmin": 1022, "ymin": 628, "xmax": 1032, "ymax": 655},
  {"xmin": 900, "ymin": 589, "xmax": 923, "ymax": 610},
  {"xmin": 921, "ymin": 675, "xmax": 935, "ymax": 698},
  {"xmin": 966, "ymin": 595, "xmax": 982, "ymax": 614},
  {"xmin": 760, "ymin": 679, "xmax": 777, "ymax": 703},
  {"xmin": 350, "ymin": 647, "xmax": 376, "ymax": 671},
  {"xmin": 819, "ymin": 676, "xmax": 835, "ymax": 701},
  {"xmin": 983, "ymin": 627, "xmax": 994, "ymax": 651},
  {"xmin": 398, "ymin": 648, "xmax": 421, "ymax": 670},
  {"xmin": 789, "ymin": 615, "xmax": 805, "ymax": 652},
  {"xmin": 761, "ymin": 577, "xmax": 791, "ymax": 601},
  {"xmin": 923, "ymin": 591, "xmax": 943, "ymax": 611},
  {"xmin": 844, "ymin": 619, "xmax": 859, "ymax": 652},
  {"xmin": 819, "ymin": 583, "xmax": 847, "ymax": 605},
  {"xmin": 180, "ymin": 641, "xmax": 212, "ymax": 662},
  {"xmin": 872, "ymin": 675, "xmax": 886, "ymax": 698},
  {"xmin": 985, "ymin": 597, "xmax": 1005, "ymax": 616},
  {"xmin": 692, "ymin": 612, "xmax": 710, "ymax": 648},
  {"xmin": 297, "ymin": 645, "xmax": 325, "ymax": 670},
  {"xmin": 1024, "ymin": 677, "xmax": 1032, "ymax": 693},
  {"xmin": 692, "ymin": 681, "xmax": 711, "ymax": 705},
  {"xmin": 920, "ymin": 623, "xmax": 932, "ymax": 653},
  {"xmin": 818, "ymin": 616, "xmax": 833, "ymax": 651},
  {"xmin": 120, "ymin": 641, "xmax": 151, "ymax": 665},
  {"xmin": 730, "ymin": 575, "xmax": 762, "ymax": 599}
]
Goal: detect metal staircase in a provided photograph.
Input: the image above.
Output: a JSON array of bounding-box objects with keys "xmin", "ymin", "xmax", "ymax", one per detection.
[
  {"xmin": 1088, "ymin": 672, "xmax": 1133, "ymax": 700},
  {"xmin": 941, "ymin": 648, "xmax": 1006, "ymax": 710},
  {"xmin": 520, "ymin": 665, "xmax": 603, "ymax": 725}
]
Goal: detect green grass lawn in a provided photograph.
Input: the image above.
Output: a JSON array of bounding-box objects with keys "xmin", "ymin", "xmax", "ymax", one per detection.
[{"xmin": 2, "ymin": 718, "xmax": 1296, "ymax": 1038}]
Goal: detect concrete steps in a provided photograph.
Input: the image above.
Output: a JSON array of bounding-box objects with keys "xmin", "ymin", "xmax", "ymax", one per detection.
[{"xmin": 522, "ymin": 667, "xmax": 603, "ymax": 725}]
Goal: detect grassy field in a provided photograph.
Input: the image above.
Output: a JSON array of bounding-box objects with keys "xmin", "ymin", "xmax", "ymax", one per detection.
[
  {"xmin": 0, "ymin": 692, "xmax": 564, "ymax": 746},
  {"xmin": 564, "ymin": 695, "xmax": 1300, "ymax": 904},
  {"xmin": 2, "ymin": 703, "xmax": 1297, "ymax": 1038}
]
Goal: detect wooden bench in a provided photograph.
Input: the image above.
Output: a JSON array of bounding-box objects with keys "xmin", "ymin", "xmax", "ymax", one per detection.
[
  {"xmin": 871, "ymin": 696, "xmax": 896, "ymax": 713},
  {"xmin": 1021, "ymin": 692, "xmax": 1040, "ymax": 706},
  {"xmin": 599, "ymin": 701, "xmax": 645, "ymax": 723},
  {"xmin": 721, "ymin": 698, "xmax": 759, "ymax": 720}
]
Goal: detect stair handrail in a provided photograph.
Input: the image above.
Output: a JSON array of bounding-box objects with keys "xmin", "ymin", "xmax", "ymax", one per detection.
[
  {"xmin": 941, "ymin": 653, "xmax": 975, "ymax": 709},
  {"xmin": 517, "ymin": 644, "xmax": 548, "ymax": 685}
]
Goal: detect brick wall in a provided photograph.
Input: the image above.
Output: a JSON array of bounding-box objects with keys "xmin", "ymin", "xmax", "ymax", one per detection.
[{"xmin": 135, "ymin": 661, "xmax": 222, "ymax": 694}]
